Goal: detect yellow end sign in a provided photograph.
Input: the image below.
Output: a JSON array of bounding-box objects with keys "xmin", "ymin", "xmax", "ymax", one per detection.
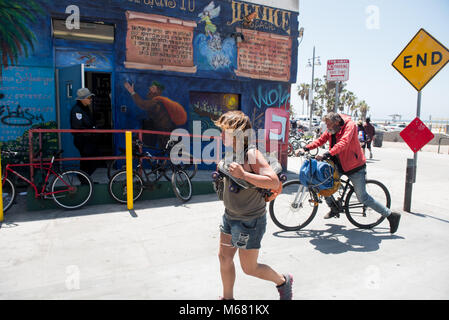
[{"xmin": 392, "ymin": 28, "xmax": 449, "ymax": 91}]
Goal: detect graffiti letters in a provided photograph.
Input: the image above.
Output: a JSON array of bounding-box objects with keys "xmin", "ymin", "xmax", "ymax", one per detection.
[
  {"xmin": 0, "ymin": 104, "xmax": 45, "ymax": 126},
  {"xmin": 251, "ymin": 85, "xmax": 290, "ymax": 110}
]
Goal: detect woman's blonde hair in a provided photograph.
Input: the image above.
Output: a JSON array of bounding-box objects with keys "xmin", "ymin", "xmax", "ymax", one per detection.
[
  {"xmin": 213, "ymin": 110, "xmax": 252, "ymax": 131},
  {"xmin": 214, "ymin": 111, "xmax": 253, "ymax": 150}
]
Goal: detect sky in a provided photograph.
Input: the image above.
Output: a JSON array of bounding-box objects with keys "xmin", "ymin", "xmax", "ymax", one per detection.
[{"xmin": 291, "ymin": 0, "xmax": 449, "ymax": 122}]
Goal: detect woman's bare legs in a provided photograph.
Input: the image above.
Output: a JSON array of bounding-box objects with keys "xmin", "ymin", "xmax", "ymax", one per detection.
[{"xmin": 218, "ymin": 232, "xmax": 237, "ymax": 299}]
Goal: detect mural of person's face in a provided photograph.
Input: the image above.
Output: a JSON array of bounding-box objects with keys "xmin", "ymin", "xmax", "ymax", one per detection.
[{"xmin": 147, "ymin": 85, "xmax": 162, "ymax": 99}]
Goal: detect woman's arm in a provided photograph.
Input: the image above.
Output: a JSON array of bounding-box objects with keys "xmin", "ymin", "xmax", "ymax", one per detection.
[{"xmin": 228, "ymin": 149, "xmax": 279, "ymax": 190}]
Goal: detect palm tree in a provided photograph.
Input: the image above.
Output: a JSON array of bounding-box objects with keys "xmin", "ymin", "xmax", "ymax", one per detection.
[
  {"xmin": 358, "ymin": 100, "xmax": 370, "ymax": 120},
  {"xmin": 297, "ymin": 83, "xmax": 310, "ymax": 115},
  {"xmin": 0, "ymin": 0, "xmax": 44, "ymax": 80},
  {"xmin": 344, "ymin": 91, "xmax": 356, "ymax": 115}
]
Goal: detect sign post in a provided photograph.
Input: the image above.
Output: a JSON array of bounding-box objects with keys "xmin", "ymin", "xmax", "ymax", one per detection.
[
  {"xmin": 326, "ymin": 59, "xmax": 349, "ymax": 112},
  {"xmin": 392, "ymin": 28, "xmax": 449, "ymax": 212}
]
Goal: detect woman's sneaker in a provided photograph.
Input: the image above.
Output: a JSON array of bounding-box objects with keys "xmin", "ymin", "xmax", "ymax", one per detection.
[{"xmin": 276, "ymin": 274, "xmax": 293, "ymax": 300}]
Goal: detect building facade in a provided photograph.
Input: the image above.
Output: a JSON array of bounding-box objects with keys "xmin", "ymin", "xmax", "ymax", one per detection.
[{"xmin": 0, "ymin": 0, "xmax": 299, "ymax": 169}]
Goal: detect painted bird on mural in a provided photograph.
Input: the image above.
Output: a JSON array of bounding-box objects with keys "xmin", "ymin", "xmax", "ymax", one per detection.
[
  {"xmin": 198, "ymin": 1, "xmax": 221, "ymax": 38},
  {"xmin": 243, "ymin": 11, "xmax": 257, "ymax": 28}
]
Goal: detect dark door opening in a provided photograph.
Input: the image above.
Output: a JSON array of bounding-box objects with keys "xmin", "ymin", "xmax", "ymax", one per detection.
[{"xmin": 85, "ymin": 71, "xmax": 113, "ymax": 165}]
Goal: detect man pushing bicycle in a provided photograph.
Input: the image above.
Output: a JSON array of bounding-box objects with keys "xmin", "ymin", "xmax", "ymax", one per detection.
[{"xmin": 296, "ymin": 112, "xmax": 401, "ymax": 234}]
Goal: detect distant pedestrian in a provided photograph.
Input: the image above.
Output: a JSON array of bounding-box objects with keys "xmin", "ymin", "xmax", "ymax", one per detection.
[
  {"xmin": 214, "ymin": 110, "xmax": 293, "ymax": 300},
  {"xmin": 364, "ymin": 117, "xmax": 376, "ymax": 159},
  {"xmin": 291, "ymin": 119, "xmax": 297, "ymax": 134}
]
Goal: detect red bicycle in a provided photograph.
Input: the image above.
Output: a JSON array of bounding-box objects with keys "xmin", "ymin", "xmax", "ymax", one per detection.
[{"xmin": 1, "ymin": 149, "xmax": 93, "ymax": 212}]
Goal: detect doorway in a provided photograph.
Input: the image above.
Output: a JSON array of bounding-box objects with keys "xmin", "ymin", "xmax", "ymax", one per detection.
[
  {"xmin": 56, "ymin": 65, "xmax": 113, "ymax": 169},
  {"xmin": 85, "ymin": 71, "xmax": 113, "ymax": 158}
]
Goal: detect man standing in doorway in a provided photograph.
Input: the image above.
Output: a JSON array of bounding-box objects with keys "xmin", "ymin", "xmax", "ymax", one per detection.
[{"xmin": 70, "ymin": 88, "xmax": 100, "ymax": 178}]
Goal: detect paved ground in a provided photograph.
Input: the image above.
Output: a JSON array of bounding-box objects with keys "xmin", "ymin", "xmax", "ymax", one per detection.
[{"xmin": 1, "ymin": 142, "xmax": 448, "ymax": 300}]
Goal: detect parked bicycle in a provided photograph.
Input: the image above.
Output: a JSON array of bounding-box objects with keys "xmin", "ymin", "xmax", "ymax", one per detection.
[
  {"xmin": 107, "ymin": 135, "xmax": 197, "ymax": 181},
  {"xmin": 288, "ymin": 135, "xmax": 318, "ymax": 157},
  {"xmin": 1, "ymin": 149, "xmax": 93, "ymax": 212},
  {"xmin": 108, "ymin": 139, "xmax": 193, "ymax": 203},
  {"xmin": 269, "ymin": 152, "xmax": 390, "ymax": 231}
]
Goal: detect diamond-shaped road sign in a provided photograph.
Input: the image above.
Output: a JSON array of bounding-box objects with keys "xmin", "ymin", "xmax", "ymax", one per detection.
[
  {"xmin": 392, "ymin": 28, "xmax": 449, "ymax": 91},
  {"xmin": 400, "ymin": 117, "xmax": 434, "ymax": 153}
]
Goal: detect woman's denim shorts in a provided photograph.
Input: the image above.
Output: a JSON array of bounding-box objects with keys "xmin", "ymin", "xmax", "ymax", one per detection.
[{"xmin": 220, "ymin": 213, "xmax": 267, "ymax": 250}]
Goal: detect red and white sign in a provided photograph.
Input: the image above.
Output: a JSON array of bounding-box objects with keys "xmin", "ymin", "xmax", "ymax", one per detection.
[{"xmin": 327, "ymin": 59, "xmax": 350, "ymax": 82}]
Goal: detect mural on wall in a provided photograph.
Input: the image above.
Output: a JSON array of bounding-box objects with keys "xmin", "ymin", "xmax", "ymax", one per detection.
[
  {"xmin": 249, "ymin": 83, "xmax": 291, "ymax": 130},
  {"xmin": 189, "ymin": 91, "xmax": 239, "ymax": 132},
  {"xmin": 124, "ymin": 11, "xmax": 197, "ymax": 73},
  {"xmin": 0, "ymin": 0, "xmax": 298, "ymax": 167},
  {"xmin": 120, "ymin": 0, "xmax": 294, "ymax": 77},
  {"xmin": 235, "ymin": 28, "xmax": 292, "ymax": 81},
  {"xmin": 55, "ymin": 50, "xmax": 112, "ymax": 70},
  {"xmin": 0, "ymin": 66, "xmax": 57, "ymax": 159},
  {"xmin": 0, "ymin": 0, "xmax": 57, "ymax": 161},
  {"xmin": 0, "ymin": 0, "xmax": 44, "ymax": 80},
  {"xmin": 194, "ymin": 1, "xmax": 237, "ymax": 72},
  {"xmin": 123, "ymin": 78, "xmax": 187, "ymax": 147}
]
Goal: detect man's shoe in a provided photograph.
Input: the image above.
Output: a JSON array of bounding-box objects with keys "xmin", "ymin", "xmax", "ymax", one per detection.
[
  {"xmin": 369, "ymin": 152, "xmax": 373, "ymax": 159},
  {"xmin": 324, "ymin": 211, "xmax": 340, "ymax": 219},
  {"xmin": 277, "ymin": 274, "xmax": 293, "ymax": 300},
  {"xmin": 387, "ymin": 212, "xmax": 401, "ymax": 234}
]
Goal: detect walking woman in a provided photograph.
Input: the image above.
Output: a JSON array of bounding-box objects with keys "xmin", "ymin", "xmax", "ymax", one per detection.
[{"xmin": 214, "ymin": 111, "xmax": 293, "ymax": 300}]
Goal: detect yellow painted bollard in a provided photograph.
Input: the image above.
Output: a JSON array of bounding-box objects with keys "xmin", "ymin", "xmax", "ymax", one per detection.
[
  {"xmin": 0, "ymin": 154, "xmax": 3, "ymax": 222},
  {"xmin": 125, "ymin": 131, "xmax": 133, "ymax": 210}
]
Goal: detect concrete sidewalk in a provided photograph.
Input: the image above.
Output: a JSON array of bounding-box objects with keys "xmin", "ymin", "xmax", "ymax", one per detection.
[{"xmin": 1, "ymin": 143, "xmax": 449, "ymax": 299}]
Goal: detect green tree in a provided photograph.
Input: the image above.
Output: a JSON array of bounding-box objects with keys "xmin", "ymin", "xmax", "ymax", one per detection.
[
  {"xmin": 297, "ymin": 83, "xmax": 310, "ymax": 115},
  {"xmin": 0, "ymin": 0, "xmax": 44, "ymax": 79},
  {"xmin": 358, "ymin": 100, "xmax": 370, "ymax": 120}
]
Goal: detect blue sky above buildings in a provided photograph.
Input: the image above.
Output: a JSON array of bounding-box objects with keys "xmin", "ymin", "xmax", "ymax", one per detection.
[{"xmin": 292, "ymin": 0, "xmax": 449, "ymax": 121}]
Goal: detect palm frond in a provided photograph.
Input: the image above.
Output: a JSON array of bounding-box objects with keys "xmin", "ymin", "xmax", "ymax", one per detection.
[{"xmin": 0, "ymin": 0, "xmax": 45, "ymax": 79}]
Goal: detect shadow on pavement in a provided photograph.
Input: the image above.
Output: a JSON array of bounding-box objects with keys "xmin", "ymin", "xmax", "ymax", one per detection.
[
  {"xmin": 0, "ymin": 192, "xmax": 220, "ymax": 226},
  {"xmin": 408, "ymin": 211, "xmax": 449, "ymax": 224},
  {"xmin": 273, "ymin": 223, "xmax": 404, "ymax": 254}
]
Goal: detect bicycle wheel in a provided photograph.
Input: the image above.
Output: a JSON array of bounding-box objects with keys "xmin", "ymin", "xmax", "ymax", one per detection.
[
  {"xmin": 108, "ymin": 170, "xmax": 144, "ymax": 204},
  {"xmin": 107, "ymin": 158, "xmax": 140, "ymax": 180},
  {"xmin": 163, "ymin": 151, "xmax": 198, "ymax": 181},
  {"xmin": 51, "ymin": 170, "xmax": 93, "ymax": 209},
  {"xmin": 269, "ymin": 180, "xmax": 319, "ymax": 231},
  {"xmin": 2, "ymin": 177, "xmax": 16, "ymax": 213},
  {"xmin": 171, "ymin": 169, "xmax": 192, "ymax": 202},
  {"xmin": 344, "ymin": 179, "xmax": 390, "ymax": 229}
]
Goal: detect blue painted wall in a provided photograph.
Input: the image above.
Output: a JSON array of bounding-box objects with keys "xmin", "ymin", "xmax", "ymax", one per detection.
[{"xmin": 0, "ymin": 0, "xmax": 298, "ymax": 167}]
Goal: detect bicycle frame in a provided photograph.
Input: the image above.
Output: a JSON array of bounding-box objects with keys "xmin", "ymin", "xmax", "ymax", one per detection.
[{"xmin": 3, "ymin": 161, "xmax": 72, "ymax": 199}]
